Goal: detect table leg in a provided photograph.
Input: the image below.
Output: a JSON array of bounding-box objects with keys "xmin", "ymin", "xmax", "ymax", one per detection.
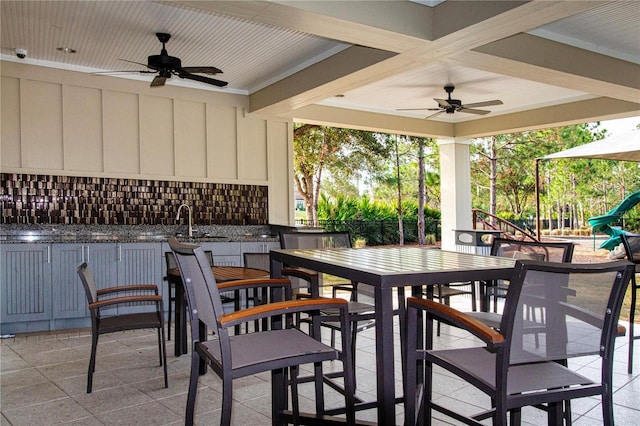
[{"xmin": 375, "ymin": 285, "xmax": 396, "ymax": 424}]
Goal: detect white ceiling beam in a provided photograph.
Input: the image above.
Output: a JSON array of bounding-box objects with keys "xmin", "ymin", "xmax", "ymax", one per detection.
[
  {"xmin": 169, "ymin": 0, "xmax": 430, "ymax": 52},
  {"xmin": 448, "ymin": 33, "xmax": 640, "ymax": 103},
  {"xmin": 455, "ymin": 97, "xmax": 640, "ymax": 138},
  {"xmin": 248, "ymin": 0, "xmax": 607, "ymax": 115},
  {"xmin": 249, "ymin": 46, "xmax": 397, "ymax": 114},
  {"xmin": 289, "ymin": 98, "xmax": 639, "ymax": 139},
  {"xmin": 291, "ymin": 104, "xmax": 455, "ymax": 138}
]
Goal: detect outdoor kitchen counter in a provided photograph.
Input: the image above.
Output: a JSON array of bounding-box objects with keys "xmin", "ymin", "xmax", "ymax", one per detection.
[
  {"xmin": 0, "ymin": 225, "xmax": 283, "ymax": 334},
  {"xmin": 0, "ymin": 224, "xmax": 280, "ymax": 244}
]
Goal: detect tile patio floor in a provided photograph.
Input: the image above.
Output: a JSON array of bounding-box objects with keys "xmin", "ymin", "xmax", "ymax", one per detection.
[{"xmin": 2, "ymin": 293, "xmax": 639, "ymax": 425}]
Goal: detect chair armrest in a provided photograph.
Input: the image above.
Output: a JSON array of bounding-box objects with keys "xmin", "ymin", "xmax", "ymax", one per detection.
[
  {"xmin": 97, "ymin": 284, "xmax": 158, "ymax": 295},
  {"xmin": 407, "ymin": 297, "xmax": 504, "ymax": 347},
  {"xmin": 218, "ymin": 278, "xmax": 293, "ymax": 301},
  {"xmin": 217, "ymin": 278, "xmax": 291, "ymax": 292},
  {"xmin": 282, "ymin": 267, "xmax": 319, "ymax": 282},
  {"xmin": 219, "ymin": 297, "xmax": 348, "ymax": 328},
  {"xmin": 90, "ymin": 294, "xmax": 163, "ymax": 310}
]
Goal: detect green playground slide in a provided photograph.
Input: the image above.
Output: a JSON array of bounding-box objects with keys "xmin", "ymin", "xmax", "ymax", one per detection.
[{"xmin": 588, "ymin": 190, "xmax": 640, "ymax": 250}]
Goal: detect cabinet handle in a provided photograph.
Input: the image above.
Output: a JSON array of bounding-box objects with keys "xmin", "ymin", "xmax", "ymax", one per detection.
[
  {"xmin": 47, "ymin": 245, "xmax": 51, "ymax": 263},
  {"xmin": 81, "ymin": 245, "xmax": 85, "ymax": 263},
  {"xmin": 87, "ymin": 246, "xmax": 90, "ymax": 263},
  {"xmin": 118, "ymin": 244, "xmax": 122, "ymax": 262}
]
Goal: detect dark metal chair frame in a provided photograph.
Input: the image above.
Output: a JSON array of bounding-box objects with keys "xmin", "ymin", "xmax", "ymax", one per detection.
[
  {"xmin": 404, "ymin": 259, "xmax": 634, "ymax": 426},
  {"xmin": 482, "ymin": 238, "xmax": 575, "ymax": 312},
  {"xmin": 168, "ymin": 237, "xmax": 355, "ymax": 426},
  {"xmin": 278, "ymin": 231, "xmax": 376, "ymax": 392},
  {"xmin": 164, "ymin": 250, "xmax": 226, "ymax": 341},
  {"xmin": 620, "ymin": 233, "xmax": 640, "ymax": 374},
  {"xmin": 77, "ymin": 262, "xmax": 168, "ymax": 393}
]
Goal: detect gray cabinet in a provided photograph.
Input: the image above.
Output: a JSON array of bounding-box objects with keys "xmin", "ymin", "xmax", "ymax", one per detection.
[
  {"xmin": 1, "ymin": 242, "xmax": 163, "ymax": 334},
  {"xmin": 1, "ymin": 239, "xmax": 269, "ymax": 333},
  {"xmin": 240, "ymin": 241, "xmax": 280, "ymax": 267},
  {"xmin": 198, "ymin": 242, "xmax": 242, "ymax": 266},
  {"xmin": 117, "ymin": 243, "xmax": 163, "ymax": 314},
  {"xmin": 51, "ymin": 244, "xmax": 86, "ymax": 324},
  {"xmin": 0, "ymin": 244, "xmax": 52, "ymax": 333}
]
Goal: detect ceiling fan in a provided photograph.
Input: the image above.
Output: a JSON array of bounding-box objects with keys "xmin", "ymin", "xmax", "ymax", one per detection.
[
  {"xmin": 398, "ymin": 84, "xmax": 502, "ymax": 119},
  {"xmin": 101, "ymin": 32, "xmax": 227, "ymax": 88}
]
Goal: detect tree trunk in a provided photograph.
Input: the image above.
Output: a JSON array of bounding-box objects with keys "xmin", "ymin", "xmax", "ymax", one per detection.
[
  {"xmin": 417, "ymin": 138, "xmax": 426, "ymax": 245},
  {"xmin": 395, "ymin": 136, "xmax": 404, "ymax": 246},
  {"xmin": 489, "ymin": 136, "xmax": 498, "ymax": 226}
]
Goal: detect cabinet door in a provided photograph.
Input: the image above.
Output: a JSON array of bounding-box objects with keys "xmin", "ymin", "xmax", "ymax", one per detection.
[
  {"xmin": 241, "ymin": 241, "xmax": 279, "ymax": 253},
  {"xmin": 117, "ymin": 243, "xmax": 163, "ymax": 314},
  {"xmin": 0, "ymin": 244, "xmax": 52, "ymax": 333},
  {"xmin": 51, "ymin": 244, "xmax": 86, "ymax": 320},
  {"xmin": 199, "ymin": 242, "xmax": 241, "ymax": 266},
  {"xmin": 85, "ymin": 243, "xmax": 119, "ymax": 317}
]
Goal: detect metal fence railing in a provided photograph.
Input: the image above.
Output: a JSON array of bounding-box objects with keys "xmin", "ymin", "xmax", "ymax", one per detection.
[{"xmin": 294, "ymin": 218, "xmax": 441, "ymax": 246}]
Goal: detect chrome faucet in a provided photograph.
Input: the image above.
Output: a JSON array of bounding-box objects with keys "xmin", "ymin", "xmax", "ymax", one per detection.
[{"xmin": 176, "ymin": 204, "xmax": 193, "ymax": 237}]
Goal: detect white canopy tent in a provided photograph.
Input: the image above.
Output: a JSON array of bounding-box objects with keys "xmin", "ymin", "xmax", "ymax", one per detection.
[
  {"xmin": 541, "ymin": 130, "xmax": 640, "ymax": 162},
  {"xmin": 535, "ymin": 130, "xmax": 640, "ymax": 237}
]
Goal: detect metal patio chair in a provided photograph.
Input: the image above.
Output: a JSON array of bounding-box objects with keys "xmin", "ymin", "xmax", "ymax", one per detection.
[
  {"xmin": 77, "ymin": 262, "xmax": 168, "ymax": 393},
  {"xmin": 404, "ymin": 259, "xmax": 634, "ymax": 425},
  {"xmin": 168, "ymin": 237, "xmax": 355, "ymax": 425},
  {"xmin": 620, "ymin": 233, "xmax": 640, "ymax": 374}
]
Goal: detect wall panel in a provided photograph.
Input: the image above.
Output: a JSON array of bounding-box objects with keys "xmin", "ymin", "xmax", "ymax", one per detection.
[
  {"xmin": 207, "ymin": 104, "xmax": 237, "ymax": 179},
  {"xmin": 103, "ymin": 91, "xmax": 140, "ymax": 174},
  {"xmin": 239, "ymin": 117, "xmax": 268, "ymax": 181},
  {"xmin": 140, "ymin": 95, "xmax": 174, "ymax": 176},
  {"xmin": 63, "ymin": 86, "xmax": 103, "ymax": 171},
  {"xmin": 1, "ymin": 76, "xmax": 21, "ymax": 168},
  {"xmin": 268, "ymin": 121, "xmax": 292, "ymax": 224},
  {"xmin": 21, "ymin": 80, "xmax": 63, "ymax": 170},
  {"xmin": 175, "ymin": 99, "xmax": 206, "ymax": 177}
]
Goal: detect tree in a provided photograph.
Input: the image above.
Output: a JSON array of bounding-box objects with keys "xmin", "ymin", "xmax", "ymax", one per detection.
[{"xmin": 293, "ymin": 124, "xmax": 390, "ymax": 224}]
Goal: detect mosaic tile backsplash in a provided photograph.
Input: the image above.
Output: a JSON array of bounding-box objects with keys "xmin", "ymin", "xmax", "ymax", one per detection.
[{"xmin": 1, "ymin": 173, "xmax": 268, "ymax": 226}]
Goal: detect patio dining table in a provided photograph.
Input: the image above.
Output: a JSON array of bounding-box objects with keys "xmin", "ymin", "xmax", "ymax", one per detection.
[{"xmin": 269, "ymin": 246, "xmax": 516, "ymax": 425}]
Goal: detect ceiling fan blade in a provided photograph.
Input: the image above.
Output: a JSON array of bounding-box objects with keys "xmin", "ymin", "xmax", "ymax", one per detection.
[
  {"xmin": 460, "ymin": 108, "xmax": 491, "ymax": 115},
  {"xmin": 434, "ymin": 98, "xmax": 452, "ymax": 109},
  {"xmin": 425, "ymin": 110, "xmax": 445, "ymax": 120},
  {"xmin": 178, "ymin": 71, "xmax": 228, "ymax": 87},
  {"xmin": 181, "ymin": 66, "xmax": 223, "ymax": 75},
  {"xmin": 463, "ymin": 100, "xmax": 503, "ymax": 108},
  {"xmin": 150, "ymin": 76, "xmax": 167, "ymax": 87},
  {"xmin": 92, "ymin": 70, "xmax": 155, "ymax": 75},
  {"xmin": 120, "ymin": 59, "xmax": 151, "ymax": 68},
  {"xmin": 396, "ymin": 107, "xmax": 442, "ymax": 111}
]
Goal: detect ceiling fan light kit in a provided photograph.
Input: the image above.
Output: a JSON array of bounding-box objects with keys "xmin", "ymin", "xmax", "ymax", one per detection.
[{"xmin": 398, "ymin": 84, "xmax": 503, "ymax": 120}]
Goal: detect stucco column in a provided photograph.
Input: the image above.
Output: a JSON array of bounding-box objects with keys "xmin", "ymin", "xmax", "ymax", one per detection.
[{"xmin": 438, "ymin": 137, "xmax": 473, "ymax": 250}]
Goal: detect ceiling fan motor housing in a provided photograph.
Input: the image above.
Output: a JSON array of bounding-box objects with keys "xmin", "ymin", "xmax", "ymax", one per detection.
[{"xmin": 148, "ymin": 54, "xmax": 181, "ymax": 70}]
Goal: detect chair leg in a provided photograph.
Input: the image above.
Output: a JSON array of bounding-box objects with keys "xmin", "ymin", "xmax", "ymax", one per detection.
[
  {"xmin": 87, "ymin": 331, "xmax": 99, "ymax": 393},
  {"xmin": 602, "ymin": 386, "xmax": 615, "ymax": 426},
  {"xmin": 290, "ymin": 365, "xmax": 300, "ymax": 424},
  {"xmin": 351, "ymin": 322, "xmax": 358, "ymax": 390},
  {"xmin": 510, "ymin": 407, "xmax": 522, "ymax": 425},
  {"xmin": 159, "ymin": 323, "xmax": 168, "ymax": 389},
  {"xmin": 470, "ymin": 280, "xmax": 477, "ymax": 312},
  {"xmin": 313, "ymin": 361, "xmax": 325, "ymax": 416},
  {"xmin": 185, "ymin": 349, "xmax": 200, "ymax": 426},
  {"xmin": 167, "ymin": 282, "xmax": 173, "ymax": 341},
  {"xmin": 221, "ymin": 371, "xmax": 234, "ymax": 425},
  {"xmin": 628, "ymin": 276, "xmax": 637, "ymax": 374}
]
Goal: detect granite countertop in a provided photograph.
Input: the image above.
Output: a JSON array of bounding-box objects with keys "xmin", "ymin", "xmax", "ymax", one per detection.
[{"xmin": 0, "ymin": 225, "xmax": 282, "ymax": 244}]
